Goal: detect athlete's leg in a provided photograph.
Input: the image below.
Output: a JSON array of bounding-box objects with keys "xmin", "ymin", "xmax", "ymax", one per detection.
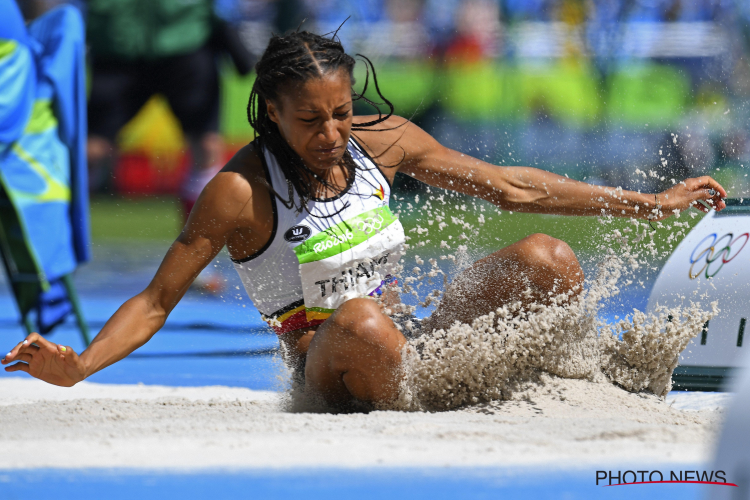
[
  {"xmin": 289, "ymin": 234, "xmax": 582, "ymax": 407},
  {"xmin": 304, "ymin": 298, "xmax": 406, "ymax": 407},
  {"xmin": 424, "ymin": 233, "xmax": 584, "ymax": 332}
]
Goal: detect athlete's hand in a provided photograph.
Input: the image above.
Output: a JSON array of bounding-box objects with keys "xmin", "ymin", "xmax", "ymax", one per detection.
[
  {"xmin": 2, "ymin": 333, "xmax": 86, "ymax": 387},
  {"xmin": 656, "ymin": 176, "xmax": 727, "ymax": 220}
]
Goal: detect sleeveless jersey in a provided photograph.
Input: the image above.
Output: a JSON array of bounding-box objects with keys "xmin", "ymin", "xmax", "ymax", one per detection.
[{"xmin": 232, "ymin": 138, "xmax": 405, "ymax": 335}]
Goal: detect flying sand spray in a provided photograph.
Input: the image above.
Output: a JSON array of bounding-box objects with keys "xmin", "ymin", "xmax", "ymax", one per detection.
[{"xmin": 295, "ymin": 188, "xmax": 724, "ymax": 412}]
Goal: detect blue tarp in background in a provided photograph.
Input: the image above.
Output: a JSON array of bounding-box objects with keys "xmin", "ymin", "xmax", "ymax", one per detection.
[{"xmin": 0, "ymin": 0, "xmax": 90, "ymax": 332}]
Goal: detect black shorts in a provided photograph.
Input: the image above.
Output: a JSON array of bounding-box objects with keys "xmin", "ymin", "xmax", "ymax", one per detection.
[{"xmin": 88, "ymin": 45, "xmax": 220, "ymax": 141}]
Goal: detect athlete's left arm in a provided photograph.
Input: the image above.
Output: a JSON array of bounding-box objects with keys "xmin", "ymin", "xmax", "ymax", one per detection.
[{"xmin": 389, "ymin": 120, "xmax": 727, "ymax": 219}]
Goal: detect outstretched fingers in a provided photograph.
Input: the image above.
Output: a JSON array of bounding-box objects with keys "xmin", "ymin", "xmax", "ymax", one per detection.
[
  {"xmin": 697, "ymin": 176, "xmax": 727, "ymax": 197},
  {"xmin": 691, "ymin": 177, "xmax": 727, "ymax": 211},
  {"xmin": 660, "ymin": 176, "xmax": 727, "ymax": 220},
  {"xmin": 2, "ymin": 333, "xmax": 83, "ymax": 386},
  {"xmin": 3, "ymin": 333, "xmax": 44, "ymax": 364},
  {"xmin": 2, "ymin": 333, "xmax": 69, "ymax": 368},
  {"xmin": 6, "ymin": 353, "xmax": 33, "ymax": 364},
  {"xmin": 4, "ymin": 361, "xmax": 30, "ymax": 373}
]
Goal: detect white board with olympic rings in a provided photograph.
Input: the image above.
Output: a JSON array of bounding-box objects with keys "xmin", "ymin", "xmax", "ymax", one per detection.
[{"xmin": 648, "ymin": 202, "xmax": 750, "ymax": 369}]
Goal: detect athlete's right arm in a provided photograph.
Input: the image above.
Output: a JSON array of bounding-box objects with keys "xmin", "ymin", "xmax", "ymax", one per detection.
[{"xmin": 2, "ymin": 149, "xmax": 266, "ymax": 386}]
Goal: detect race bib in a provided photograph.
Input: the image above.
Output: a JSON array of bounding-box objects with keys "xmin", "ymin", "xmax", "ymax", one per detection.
[{"xmin": 294, "ymin": 206, "xmax": 405, "ymax": 321}]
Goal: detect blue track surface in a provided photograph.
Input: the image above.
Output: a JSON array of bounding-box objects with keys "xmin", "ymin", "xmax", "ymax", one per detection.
[
  {"xmin": 0, "ymin": 248, "xmax": 290, "ymax": 388},
  {"xmin": 0, "ymin": 467, "xmax": 720, "ymax": 500},
  {"xmin": 0, "ymin": 291, "xmax": 284, "ymax": 389}
]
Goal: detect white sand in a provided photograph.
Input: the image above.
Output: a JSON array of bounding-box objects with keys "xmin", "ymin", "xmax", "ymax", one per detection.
[{"xmin": 0, "ymin": 376, "xmax": 729, "ymax": 470}]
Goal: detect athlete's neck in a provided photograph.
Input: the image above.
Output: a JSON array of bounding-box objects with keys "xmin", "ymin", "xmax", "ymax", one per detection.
[{"xmin": 309, "ymin": 161, "xmax": 349, "ymax": 198}]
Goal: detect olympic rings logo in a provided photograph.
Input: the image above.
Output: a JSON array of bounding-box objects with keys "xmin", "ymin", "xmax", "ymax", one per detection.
[
  {"xmin": 689, "ymin": 232, "xmax": 749, "ymax": 279},
  {"xmin": 356, "ymin": 214, "xmax": 384, "ymax": 234}
]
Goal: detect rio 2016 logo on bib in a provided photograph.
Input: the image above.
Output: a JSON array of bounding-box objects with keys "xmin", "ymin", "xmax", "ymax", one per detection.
[
  {"xmin": 313, "ymin": 231, "xmax": 354, "ymax": 253},
  {"xmin": 284, "ymin": 225, "xmax": 312, "ymax": 243}
]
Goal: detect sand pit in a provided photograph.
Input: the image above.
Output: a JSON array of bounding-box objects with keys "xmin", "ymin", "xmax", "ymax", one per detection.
[{"xmin": 0, "ymin": 377, "xmax": 729, "ymax": 470}]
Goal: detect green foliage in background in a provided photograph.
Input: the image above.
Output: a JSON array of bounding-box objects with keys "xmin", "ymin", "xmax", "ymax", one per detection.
[
  {"xmin": 392, "ymin": 189, "xmax": 704, "ymax": 259},
  {"xmin": 89, "ymin": 193, "xmax": 704, "ymax": 263},
  {"xmin": 90, "ymin": 196, "xmax": 183, "ymax": 243},
  {"xmin": 515, "ymin": 62, "xmax": 602, "ymax": 127},
  {"xmin": 353, "ymin": 60, "xmax": 438, "ymax": 119},
  {"xmin": 220, "ymin": 68, "xmax": 256, "ymax": 142},
  {"xmin": 217, "ymin": 60, "xmax": 696, "ymax": 135},
  {"xmin": 439, "ymin": 62, "xmax": 516, "ymax": 121},
  {"xmin": 606, "ymin": 63, "xmax": 690, "ymax": 128}
]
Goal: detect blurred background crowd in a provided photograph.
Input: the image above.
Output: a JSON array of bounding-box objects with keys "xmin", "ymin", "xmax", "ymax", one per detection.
[
  {"xmin": 16, "ymin": 0, "xmax": 750, "ymax": 202},
  {"xmin": 2, "ymin": 0, "xmax": 747, "ymax": 343}
]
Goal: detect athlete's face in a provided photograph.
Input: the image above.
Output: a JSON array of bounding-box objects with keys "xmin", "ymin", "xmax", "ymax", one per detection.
[{"xmin": 266, "ymin": 70, "xmax": 353, "ymax": 175}]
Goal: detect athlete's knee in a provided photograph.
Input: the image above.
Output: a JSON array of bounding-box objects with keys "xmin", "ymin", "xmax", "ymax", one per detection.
[
  {"xmin": 520, "ymin": 234, "xmax": 573, "ymax": 264},
  {"xmin": 548, "ymin": 237, "xmax": 578, "ymax": 267},
  {"xmin": 330, "ymin": 298, "xmax": 385, "ymax": 341},
  {"xmin": 520, "ymin": 234, "xmax": 583, "ymax": 286}
]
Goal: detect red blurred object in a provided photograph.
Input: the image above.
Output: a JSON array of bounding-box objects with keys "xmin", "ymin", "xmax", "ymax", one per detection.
[
  {"xmin": 112, "ymin": 145, "xmax": 242, "ymax": 197},
  {"xmin": 112, "ymin": 152, "xmax": 190, "ymax": 196},
  {"xmin": 444, "ymin": 35, "xmax": 485, "ymax": 63}
]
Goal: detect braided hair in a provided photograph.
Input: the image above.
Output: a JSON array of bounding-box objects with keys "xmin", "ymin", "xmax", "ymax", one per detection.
[{"xmin": 247, "ymin": 30, "xmax": 394, "ymax": 214}]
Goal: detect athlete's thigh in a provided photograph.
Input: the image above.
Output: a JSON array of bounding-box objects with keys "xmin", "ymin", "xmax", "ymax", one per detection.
[
  {"xmin": 304, "ymin": 298, "xmax": 406, "ymax": 405},
  {"xmin": 427, "ymin": 234, "xmax": 578, "ymax": 330}
]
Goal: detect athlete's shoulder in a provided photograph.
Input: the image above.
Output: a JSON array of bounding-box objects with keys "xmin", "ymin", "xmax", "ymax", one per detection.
[
  {"xmin": 352, "ymin": 114, "xmax": 411, "ymax": 132},
  {"xmin": 351, "ymin": 114, "xmax": 440, "ymax": 162},
  {"xmin": 350, "ymin": 115, "xmax": 408, "ymax": 156},
  {"xmin": 195, "ymin": 142, "xmax": 273, "ymax": 226},
  {"xmin": 221, "ymin": 141, "xmax": 267, "ymax": 189}
]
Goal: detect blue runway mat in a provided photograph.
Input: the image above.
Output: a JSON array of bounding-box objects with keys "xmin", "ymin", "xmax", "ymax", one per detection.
[
  {"xmin": 0, "ymin": 293, "xmax": 270, "ymax": 332},
  {"xmin": 1, "ymin": 282, "xmax": 284, "ymax": 390},
  {"xmin": 0, "ymin": 321, "xmax": 284, "ymax": 389},
  {"xmin": 0, "ymin": 467, "xmax": 721, "ymax": 500}
]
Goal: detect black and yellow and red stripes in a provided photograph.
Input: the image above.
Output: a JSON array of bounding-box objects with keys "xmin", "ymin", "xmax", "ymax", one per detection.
[{"xmin": 261, "ymin": 300, "xmax": 326, "ymax": 335}]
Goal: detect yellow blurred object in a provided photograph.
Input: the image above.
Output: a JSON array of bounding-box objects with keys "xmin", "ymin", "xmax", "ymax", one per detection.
[
  {"xmin": 116, "ymin": 95, "xmax": 186, "ymax": 168},
  {"xmin": 516, "ymin": 61, "xmax": 602, "ymax": 127},
  {"xmin": 440, "ymin": 61, "xmax": 516, "ymax": 121}
]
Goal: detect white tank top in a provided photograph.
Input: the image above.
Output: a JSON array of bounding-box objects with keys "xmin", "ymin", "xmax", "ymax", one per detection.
[{"xmin": 232, "ymin": 138, "xmax": 405, "ymax": 335}]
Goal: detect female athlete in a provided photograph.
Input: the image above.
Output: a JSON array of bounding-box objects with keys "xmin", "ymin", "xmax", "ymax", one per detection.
[{"xmin": 2, "ymin": 31, "xmax": 727, "ymax": 408}]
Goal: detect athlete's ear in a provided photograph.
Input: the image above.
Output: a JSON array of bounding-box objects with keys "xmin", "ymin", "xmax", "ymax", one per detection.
[{"xmin": 266, "ymin": 99, "xmax": 281, "ymax": 125}]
